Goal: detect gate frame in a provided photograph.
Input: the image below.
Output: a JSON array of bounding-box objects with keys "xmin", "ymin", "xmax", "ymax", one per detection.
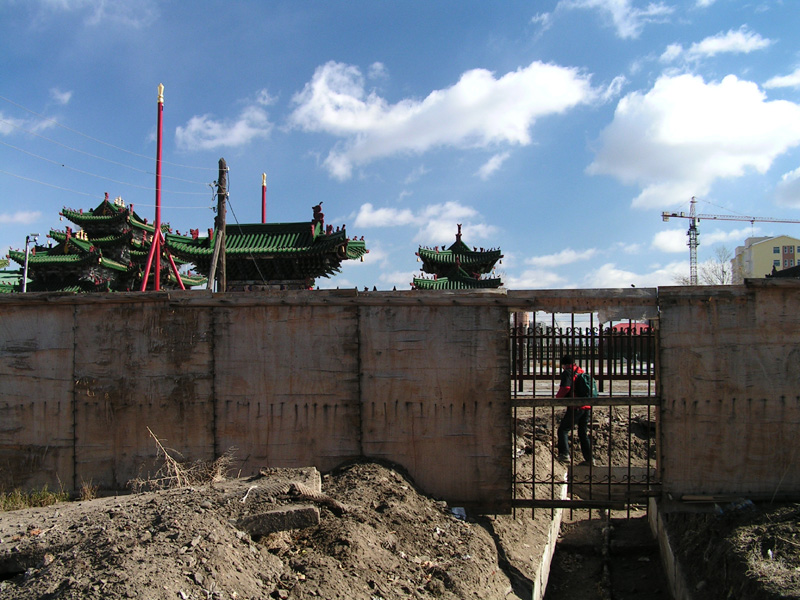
[{"xmin": 507, "ymin": 296, "xmax": 661, "ymax": 516}]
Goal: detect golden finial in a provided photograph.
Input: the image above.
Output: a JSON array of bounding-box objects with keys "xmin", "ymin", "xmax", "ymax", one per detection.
[
  {"xmin": 262, "ymin": 173, "xmax": 267, "ymax": 186},
  {"xmin": 158, "ymin": 83, "xmax": 164, "ymax": 104}
]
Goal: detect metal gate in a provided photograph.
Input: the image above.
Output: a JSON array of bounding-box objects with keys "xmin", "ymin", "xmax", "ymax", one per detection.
[{"xmin": 510, "ymin": 312, "xmax": 660, "ymax": 516}]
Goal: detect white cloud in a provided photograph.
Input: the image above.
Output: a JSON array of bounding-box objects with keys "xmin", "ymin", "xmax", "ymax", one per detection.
[
  {"xmin": 289, "ymin": 60, "xmax": 598, "ymax": 180},
  {"xmin": 505, "ymin": 269, "xmax": 567, "ymax": 289},
  {"xmin": 368, "ymin": 62, "xmax": 388, "ymax": 80},
  {"xmin": 702, "ymin": 226, "xmax": 755, "ymax": 245},
  {"xmin": 531, "ymin": 12, "xmax": 553, "ymax": 34},
  {"xmin": 37, "ymin": 0, "xmax": 158, "ymax": 28},
  {"xmin": 404, "ymin": 165, "xmax": 429, "ymax": 184},
  {"xmin": 0, "ymin": 113, "xmax": 26, "ymax": 136},
  {"xmin": 664, "ymin": 27, "xmax": 772, "ymax": 63},
  {"xmin": 558, "ymin": 0, "xmax": 673, "ymax": 40},
  {"xmin": 353, "ymin": 203, "xmax": 416, "ymax": 227},
  {"xmin": 652, "ymin": 225, "xmax": 753, "ymax": 253},
  {"xmin": 660, "ymin": 44, "xmax": 683, "ymax": 63},
  {"xmin": 588, "ymin": 73, "xmax": 800, "ymax": 208},
  {"xmin": 380, "ymin": 270, "xmax": 418, "ymax": 290},
  {"xmin": 0, "ymin": 111, "xmax": 55, "ymax": 136},
  {"xmin": 256, "ymin": 89, "xmax": 277, "ymax": 106},
  {"xmin": 765, "ymin": 68, "xmax": 800, "ymax": 90},
  {"xmin": 49, "ymin": 88, "xmax": 72, "ymax": 105},
  {"xmin": 0, "ymin": 210, "xmax": 42, "ymax": 225},
  {"xmin": 525, "ymin": 248, "xmax": 597, "ymax": 267},
  {"xmin": 175, "ymin": 103, "xmax": 273, "ymax": 151},
  {"xmin": 476, "ymin": 152, "xmax": 510, "ymax": 180},
  {"xmin": 584, "ymin": 261, "xmax": 686, "ymax": 288},
  {"xmin": 652, "ymin": 229, "xmax": 687, "ymax": 253},
  {"xmin": 688, "ymin": 27, "xmax": 771, "ymax": 58},
  {"xmin": 353, "ymin": 201, "xmax": 498, "ymax": 249},
  {"xmin": 775, "ymin": 166, "xmax": 800, "ymax": 207}
]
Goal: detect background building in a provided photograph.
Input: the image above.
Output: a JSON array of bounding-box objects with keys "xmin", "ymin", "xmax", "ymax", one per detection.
[{"xmin": 732, "ymin": 235, "xmax": 800, "ymax": 283}]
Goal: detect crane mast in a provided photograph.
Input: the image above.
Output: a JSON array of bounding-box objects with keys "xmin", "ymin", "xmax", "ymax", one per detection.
[{"xmin": 661, "ymin": 197, "xmax": 800, "ymax": 285}]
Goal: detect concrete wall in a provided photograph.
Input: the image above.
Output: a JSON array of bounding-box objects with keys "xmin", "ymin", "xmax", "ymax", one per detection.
[
  {"xmin": 0, "ymin": 290, "xmax": 509, "ymax": 508},
  {"xmin": 658, "ymin": 280, "xmax": 800, "ymax": 499},
  {"xmin": 2, "ymin": 281, "xmax": 799, "ymax": 505}
]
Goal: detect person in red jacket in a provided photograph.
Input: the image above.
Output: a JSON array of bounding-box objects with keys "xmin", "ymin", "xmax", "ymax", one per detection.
[{"xmin": 556, "ymin": 355, "xmax": 594, "ymax": 465}]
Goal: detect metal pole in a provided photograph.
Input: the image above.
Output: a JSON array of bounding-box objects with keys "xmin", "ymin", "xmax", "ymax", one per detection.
[
  {"xmin": 262, "ymin": 172, "xmax": 267, "ymax": 224},
  {"xmin": 22, "ymin": 233, "xmax": 38, "ymax": 293},
  {"xmin": 140, "ymin": 84, "xmax": 165, "ymax": 292},
  {"xmin": 154, "ymin": 83, "xmax": 164, "ymax": 291}
]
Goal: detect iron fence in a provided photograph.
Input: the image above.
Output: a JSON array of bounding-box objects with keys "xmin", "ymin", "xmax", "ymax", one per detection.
[{"xmin": 510, "ymin": 312, "xmax": 660, "ymax": 518}]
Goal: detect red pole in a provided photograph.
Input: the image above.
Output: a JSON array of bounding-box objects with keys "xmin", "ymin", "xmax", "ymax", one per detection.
[
  {"xmin": 261, "ymin": 172, "xmax": 267, "ymax": 223},
  {"xmin": 154, "ymin": 83, "xmax": 164, "ymax": 290},
  {"xmin": 140, "ymin": 83, "xmax": 165, "ymax": 292}
]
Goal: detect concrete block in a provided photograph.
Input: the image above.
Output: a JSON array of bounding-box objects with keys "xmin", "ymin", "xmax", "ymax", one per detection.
[{"xmin": 237, "ymin": 504, "xmax": 320, "ymax": 536}]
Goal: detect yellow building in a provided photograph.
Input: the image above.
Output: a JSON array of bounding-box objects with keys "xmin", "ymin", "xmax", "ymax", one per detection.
[{"xmin": 732, "ymin": 235, "xmax": 800, "ymax": 283}]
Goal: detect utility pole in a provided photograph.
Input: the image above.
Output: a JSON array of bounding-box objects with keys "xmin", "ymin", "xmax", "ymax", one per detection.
[
  {"xmin": 22, "ymin": 233, "xmax": 39, "ymax": 293},
  {"xmin": 207, "ymin": 158, "xmax": 227, "ymax": 291}
]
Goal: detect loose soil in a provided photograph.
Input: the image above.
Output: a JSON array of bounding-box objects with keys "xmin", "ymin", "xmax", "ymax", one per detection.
[{"xmin": 1, "ymin": 402, "xmax": 797, "ymax": 599}]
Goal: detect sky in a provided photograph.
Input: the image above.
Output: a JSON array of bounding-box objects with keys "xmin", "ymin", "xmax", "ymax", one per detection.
[{"xmin": 2, "ymin": 0, "xmax": 800, "ymax": 290}]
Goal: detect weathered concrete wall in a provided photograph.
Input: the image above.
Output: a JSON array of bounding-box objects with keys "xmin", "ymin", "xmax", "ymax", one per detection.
[
  {"xmin": 658, "ymin": 280, "xmax": 800, "ymax": 499},
  {"xmin": 2, "ymin": 281, "xmax": 799, "ymax": 504},
  {"xmin": 0, "ymin": 290, "xmax": 510, "ymax": 507}
]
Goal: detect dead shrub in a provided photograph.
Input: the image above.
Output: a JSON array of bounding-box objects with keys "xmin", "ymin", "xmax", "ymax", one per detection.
[{"xmin": 128, "ymin": 427, "xmax": 236, "ymax": 493}]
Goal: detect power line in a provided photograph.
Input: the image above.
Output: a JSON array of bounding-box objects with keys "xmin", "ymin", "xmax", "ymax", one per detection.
[
  {"xmin": 0, "ymin": 139, "xmax": 209, "ymax": 196},
  {"xmin": 0, "ymin": 117, "xmax": 210, "ymax": 186},
  {"xmin": 0, "ymin": 168, "xmax": 214, "ymax": 210},
  {"xmin": 0, "ymin": 93, "xmax": 216, "ymax": 172}
]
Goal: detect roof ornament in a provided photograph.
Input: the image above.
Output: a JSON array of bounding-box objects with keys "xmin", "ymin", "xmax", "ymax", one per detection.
[
  {"xmin": 456, "ymin": 224, "xmax": 462, "ymax": 243},
  {"xmin": 312, "ymin": 202, "xmax": 325, "ymax": 228}
]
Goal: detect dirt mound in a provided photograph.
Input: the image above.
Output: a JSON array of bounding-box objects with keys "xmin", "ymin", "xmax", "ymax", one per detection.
[
  {"xmin": 665, "ymin": 502, "xmax": 800, "ymax": 600},
  {"xmin": 0, "ymin": 461, "xmax": 548, "ymax": 600}
]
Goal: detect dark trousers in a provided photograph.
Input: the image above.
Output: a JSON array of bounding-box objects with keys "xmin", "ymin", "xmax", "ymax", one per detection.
[{"xmin": 557, "ymin": 407, "xmax": 592, "ymax": 461}]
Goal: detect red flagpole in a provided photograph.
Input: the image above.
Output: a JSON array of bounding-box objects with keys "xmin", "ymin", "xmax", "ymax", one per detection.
[
  {"xmin": 262, "ymin": 172, "xmax": 267, "ymax": 223},
  {"xmin": 141, "ymin": 83, "xmax": 165, "ymax": 291},
  {"xmin": 154, "ymin": 83, "xmax": 164, "ymax": 290}
]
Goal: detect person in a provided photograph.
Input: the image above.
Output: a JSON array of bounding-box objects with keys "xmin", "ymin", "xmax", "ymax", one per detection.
[{"xmin": 556, "ymin": 355, "xmax": 594, "ymax": 465}]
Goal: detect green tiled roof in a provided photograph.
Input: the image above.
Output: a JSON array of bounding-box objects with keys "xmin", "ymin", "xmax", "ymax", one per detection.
[
  {"xmin": 414, "ymin": 225, "xmax": 503, "ymax": 289},
  {"xmin": 412, "ymin": 275, "xmax": 504, "ymax": 290},
  {"xmin": 165, "ymin": 220, "xmax": 368, "ymax": 283},
  {"xmin": 417, "ymin": 246, "xmax": 502, "ymax": 271}
]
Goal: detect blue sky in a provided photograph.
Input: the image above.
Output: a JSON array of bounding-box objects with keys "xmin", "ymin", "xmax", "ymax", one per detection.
[{"xmin": 2, "ymin": 0, "xmax": 800, "ymax": 290}]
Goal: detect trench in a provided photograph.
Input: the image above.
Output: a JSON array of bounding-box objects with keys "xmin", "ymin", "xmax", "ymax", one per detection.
[{"xmin": 544, "ymin": 511, "xmax": 672, "ymax": 600}]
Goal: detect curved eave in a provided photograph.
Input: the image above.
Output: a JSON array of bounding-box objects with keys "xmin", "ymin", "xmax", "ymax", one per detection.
[
  {"xmin": 99, "ymin": 257, "xmax": 133, "ymax": 273},
  {"xmin": 128, "ymin": 212, "xmax": 171, "ymax": 234},
  {"xmin": 61, "ymin": 208, "xmax": 128, "ymax": 227},
  {"xmin": 8, "ymin": 247, "xmax": 100, "ymax": 267},
  {"xmin": 412, "ymin": 276, "xmax": 503, "ymax": 290},
  {"xmin": 417, "ymin": 247, "xmax": 503, "ymax": 267}
]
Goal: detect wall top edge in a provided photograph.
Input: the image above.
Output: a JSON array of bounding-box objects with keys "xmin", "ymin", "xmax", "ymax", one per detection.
[{"xmin": 0, "ymin": 287, "xmax": 663, "ymax": 310}]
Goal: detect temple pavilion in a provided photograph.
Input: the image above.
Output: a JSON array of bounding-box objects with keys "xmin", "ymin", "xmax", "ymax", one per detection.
[
  {"xmin": 5, "ymin": 194, "xmax": 205, "ymax": 292},
  {"xmin": 164, "ymin": 202, "xmax": 369, "ymax": 291},
  {"xmin": 412, "ymin": 224, "xmax": 503, "ymax": 290}
]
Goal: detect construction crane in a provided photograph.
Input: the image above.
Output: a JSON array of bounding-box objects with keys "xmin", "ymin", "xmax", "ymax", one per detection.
[{"xmin": 661, "ymin": 197, "xmax": 800, "ymax": 284}]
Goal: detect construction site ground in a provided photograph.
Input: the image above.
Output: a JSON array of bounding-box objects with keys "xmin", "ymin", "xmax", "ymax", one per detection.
[{"xmin": 0, "ymin": 406, "xmax": 798, "ymax": 599}]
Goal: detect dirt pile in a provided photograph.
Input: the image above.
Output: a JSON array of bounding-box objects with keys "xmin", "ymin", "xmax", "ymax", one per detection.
[
  {"xmin": 0, "ymin": 461, "xmax": 549, "ymax": 600},
  {"xmin": 665, "ymin": 502, "xmax": 800, "ymax": 600}
]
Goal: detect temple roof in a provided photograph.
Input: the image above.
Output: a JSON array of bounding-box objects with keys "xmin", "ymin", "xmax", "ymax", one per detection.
[
  {"xmin": 412, "ymin": 274, "xmax": 504, "ymax": 290},
  {"xmin": 60, "ymin": 195, "xmax": 170, "ymax": 238},
  {"xmin": 165, "ymin": 217, "xmax": 368, "ymax": 284},
  {"xmin": 414, "ymin": 224, "xmax": 503, "ymax": 289}
]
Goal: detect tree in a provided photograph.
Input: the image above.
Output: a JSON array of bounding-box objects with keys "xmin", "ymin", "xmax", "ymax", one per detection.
[{"xmin": 673, "ymin": 245, "xmax": 733, "ymax": 285}]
